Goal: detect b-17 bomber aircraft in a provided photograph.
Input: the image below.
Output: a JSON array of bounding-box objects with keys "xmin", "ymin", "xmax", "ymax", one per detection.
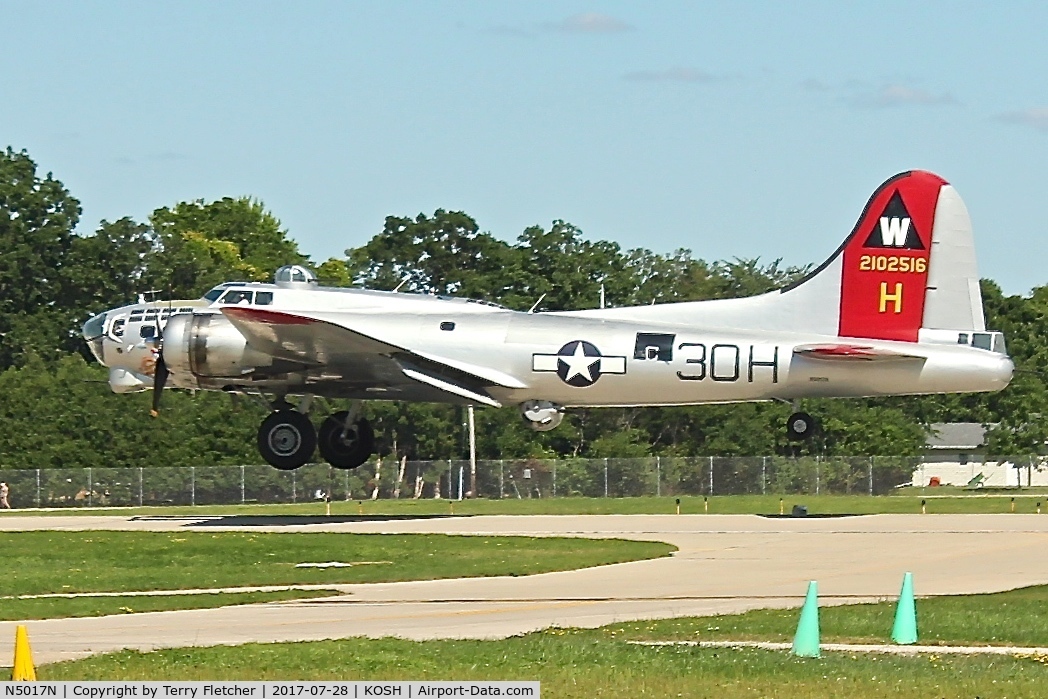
[{"xmin": 83, "ymin": 171, "xmax": 1013, "ymax": 470}]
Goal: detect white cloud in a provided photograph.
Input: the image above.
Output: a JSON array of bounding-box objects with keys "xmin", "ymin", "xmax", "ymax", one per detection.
[
  {"xmin": 799, "ymin": 78, "xmax": 832, "ymax": 92},
  {"xmin": 859, "ymin": 84, "xmax": 958, "ymax": 108},
  {"xmin": 545, "ymin": 13, "xmax": 633, "ymax": 33},
  {"xmin": 996, "ymin": 108, "xmax": 1048, "ymax": 132},
  {"xmin": 623, "ymin": 67, "xmax": 717, "ymax": 83}
]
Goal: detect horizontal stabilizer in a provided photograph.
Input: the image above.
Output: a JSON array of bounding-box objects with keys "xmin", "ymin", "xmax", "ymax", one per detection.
[{"xmin": 793, "ymin": 344, "xmax": 925, "ymax": 362}]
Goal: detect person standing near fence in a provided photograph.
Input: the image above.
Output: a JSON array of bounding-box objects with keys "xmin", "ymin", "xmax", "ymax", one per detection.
[{"xmin": 0, "ymin": 482, "xmax": 9, "ymax": 509}]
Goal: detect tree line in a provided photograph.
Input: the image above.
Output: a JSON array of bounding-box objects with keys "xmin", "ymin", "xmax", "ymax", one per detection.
[{"xmin": 0, "ymin": 146, "xmax": 1045, "ymax": 471}]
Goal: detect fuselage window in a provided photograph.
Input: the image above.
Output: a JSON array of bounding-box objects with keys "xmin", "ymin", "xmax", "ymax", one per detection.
[
  {"xmin": 255, "ymin": 292, "xmax": 274, "ymax": 305},
  {"xmin": 972, "ymin": 333, "xmax": 992, "ymax": 351},
  {"xmin": 220, "ymin": 290, "xmax": 254, "ymax": 305},
  {"xmin": 440, "ymin": 321, "xmax": 455, "ymax": 331},
  {"xmin": 957, "ymin": 333, "xmax": 969, "ymax": 345},
  {"xmin": 178, "ymin": 307, "xmax": 194, "ymax": 313},
  {"xmin": 111, "ymin": 318, "xmax": 126, "ymax": 338},
  {"xmin": 140, "ymin": 325, "xmax": 156, "ymax": 339}
]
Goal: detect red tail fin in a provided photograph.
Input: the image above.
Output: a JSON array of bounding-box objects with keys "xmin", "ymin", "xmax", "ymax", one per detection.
[{"xmin": 837, "ymin": 171, "xmax": 945, "ymax": 341}]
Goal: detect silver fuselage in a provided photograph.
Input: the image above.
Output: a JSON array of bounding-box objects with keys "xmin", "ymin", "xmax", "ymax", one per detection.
[{"xmin": 83, "ymin": 283, "xmax": 1013, "ymax": 406}]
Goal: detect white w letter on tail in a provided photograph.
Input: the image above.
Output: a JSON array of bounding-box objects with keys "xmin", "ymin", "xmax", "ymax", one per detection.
[{"xmin": 879, "ymin": 217, "xmax": 910, "ymax": 247}]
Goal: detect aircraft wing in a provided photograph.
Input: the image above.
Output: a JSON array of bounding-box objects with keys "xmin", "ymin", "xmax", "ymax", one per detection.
[
  {"xmin": 221, "ymin": 307, "xmax": 523, "ymax": 407},
  {"xmin": 793, "ymin": 344, "xmax": 925, "ymax": 362}
]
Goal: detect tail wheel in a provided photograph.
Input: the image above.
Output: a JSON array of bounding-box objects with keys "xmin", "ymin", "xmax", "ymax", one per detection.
[
  {"xmin": 258, "ymin": 410, "xmax": 316, "ymax": 470},
  {"xmin": 786, "ymin": 412, "xmax": 816, "ymax": 441},
  {"xmin": 318, "ymin": 412, "xmax": 375, "ymax": 469}
]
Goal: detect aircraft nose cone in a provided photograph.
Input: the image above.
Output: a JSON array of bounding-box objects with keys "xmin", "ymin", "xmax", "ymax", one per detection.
[{"xmin": 82, "ymin": 312, "xmax": 108, "ymax": 365}]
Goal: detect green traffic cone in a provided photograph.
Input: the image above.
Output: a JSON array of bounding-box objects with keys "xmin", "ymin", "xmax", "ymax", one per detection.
[
  {"xmin": 891, "ymin": 572, "xmax": 918, "ymax": 644},
  {"xmin": 792, "ymin": 580, "xmax": 820, "ymax": 657}
]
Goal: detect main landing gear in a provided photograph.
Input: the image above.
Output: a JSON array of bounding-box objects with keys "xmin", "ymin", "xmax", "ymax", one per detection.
[{"xmin": 255, "ymin": 399, "xmax": 375, "ymax": 471}]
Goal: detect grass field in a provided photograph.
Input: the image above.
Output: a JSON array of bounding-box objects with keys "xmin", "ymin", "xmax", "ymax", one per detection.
[
  {"xmin": 28, "ymin": 567, "xmax": 1048, "ymax": 696},
  {"xmin": 602, "ymin": 583, "xmax": 1048, "ymax": 647},
  {"xmin": 5, "ymin": 492, "xmax": 1048, "ymax": 516},
  {"xmin": 4, "ymin": 531, "xmax": 673, "ymax": 596},
  {"xmin": 38, "ymin": 629, "xmax": 1048, "ymax": 697},
  {"xmin": 2, "ymin": 589, "xmax": 339, "ymax": 622}
]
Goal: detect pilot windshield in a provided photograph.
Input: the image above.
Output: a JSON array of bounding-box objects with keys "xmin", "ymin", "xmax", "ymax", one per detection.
[{"xmin": 220, "ymin": 289, "xmax": 254, "ymax": 305}]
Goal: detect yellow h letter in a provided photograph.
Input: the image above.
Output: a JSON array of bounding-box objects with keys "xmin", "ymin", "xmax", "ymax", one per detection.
[{"xmin": 879, "ymin": 282, "xmax": 903, "ymax": 313}]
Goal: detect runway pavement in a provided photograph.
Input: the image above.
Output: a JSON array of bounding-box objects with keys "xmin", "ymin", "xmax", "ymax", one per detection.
[{"xmin": 3, "ymin": 513, "xmax": 1048, "ymax": 664}]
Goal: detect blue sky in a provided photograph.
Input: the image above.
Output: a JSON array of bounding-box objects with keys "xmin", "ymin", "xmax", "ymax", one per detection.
[{"xmin": 3, "ymin": 1, "xmax": 1046, "ymax": 294}]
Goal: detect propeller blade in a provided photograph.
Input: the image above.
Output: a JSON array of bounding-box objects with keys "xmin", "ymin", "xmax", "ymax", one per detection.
[{"xmin": 150, "ymin": 353, "xmax": 169, "ymax": 417}]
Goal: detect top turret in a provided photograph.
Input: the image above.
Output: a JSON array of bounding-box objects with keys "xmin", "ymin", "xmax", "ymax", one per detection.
[{"xmin": 274, "ymin": 265, "xmax": 318, "ymax": 289}]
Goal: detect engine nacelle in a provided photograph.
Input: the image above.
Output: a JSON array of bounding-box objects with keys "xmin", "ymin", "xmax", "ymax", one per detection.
[
  {"xmin": 520, "ymin": 400, "xmax": 564, "ymax": 432},
  {"xmin": 162, "ymin": 313, "xmax": 272, "ymax": 378}
]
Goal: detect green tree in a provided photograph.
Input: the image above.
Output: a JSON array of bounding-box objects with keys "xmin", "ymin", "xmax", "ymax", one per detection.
[
  {"xmin": 0, "ymin": 148, "xmax": 82, "ymax": 366},
  {"xmin": 145, "ymin": 197, "xmax": 307, "ymax": 298}
]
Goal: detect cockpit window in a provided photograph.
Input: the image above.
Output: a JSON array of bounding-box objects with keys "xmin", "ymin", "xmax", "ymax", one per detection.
[
  {"xmin": 204, "ymin": 288, "xmax": 225, "ymax": 302},
  {"xmin": 219, "ymin": 290, "xmax": 254, "ymax": 305},
  {"xmin": 255, "ymin": 291, "xmax": 274, "ymax": 305}
]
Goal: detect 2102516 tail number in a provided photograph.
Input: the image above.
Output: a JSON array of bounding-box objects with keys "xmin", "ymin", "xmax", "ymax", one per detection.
[{"xmin": 858, "ymin": 255, "xmax": 926, "ymax": 273}]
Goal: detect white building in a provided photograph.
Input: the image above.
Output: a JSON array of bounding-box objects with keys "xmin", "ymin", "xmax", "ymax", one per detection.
[{"xmin": 914, "ymin": 422, "xmax": 1046, "ymax": 487}]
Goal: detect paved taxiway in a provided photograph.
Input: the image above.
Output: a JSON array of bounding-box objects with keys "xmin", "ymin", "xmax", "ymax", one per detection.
[{"xmin": 3, "ymin": 513, "xmax": 1048, "ymax": 663}]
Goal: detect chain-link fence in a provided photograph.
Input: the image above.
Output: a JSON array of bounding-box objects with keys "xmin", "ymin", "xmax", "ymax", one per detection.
[{"xmin": 0, "ymin": 455, "xmax": 1024, "ymax": 508}]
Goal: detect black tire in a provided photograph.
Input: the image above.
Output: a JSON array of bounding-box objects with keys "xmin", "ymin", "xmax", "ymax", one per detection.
[
  {"xmin": 318, "ymin": 412, "xmax": 374, "ymax": 469},
  {"xmin": 786, "ymin": 411, "xmax": 816, "ymax": 441},
  {"xmin": 257, "ymin": 410, "xmax": 316, "ymax": 470}
]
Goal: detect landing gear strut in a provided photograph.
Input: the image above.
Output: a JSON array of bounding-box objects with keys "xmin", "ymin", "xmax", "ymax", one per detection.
[
  {"xmin": 786, "ymin": 411, "xmax": 816, "ymax": 441},
  {"xmin": 318, "ymin": 410, "xmax": 375, "ymax": 470},
  {"xmin": 257, "ymin": 410, "xmax": 317, "ymax": 470}
]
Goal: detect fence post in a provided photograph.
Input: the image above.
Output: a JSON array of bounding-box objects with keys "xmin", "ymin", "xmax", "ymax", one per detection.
[
  {"xmin": 35, "ymin": 469, "xmax": 41, "ymax": 508},
  {"xmin": 138, "ymin": 467, "xmax": 143, "ymax": 506},
  {"xmin": 499, "ymin": 460, "xmax": 504, "ymax": 499},
  {"xmin": 868, "ymin": 457, "xmax": 874, "ymax": 496},
  {"xmin": 709, "ymin": 456, "xmax": 714, "ymax": 496},
  {"xmin": 240, "ymin": 465, "xmax": 246, "ymax": 504},
  {"xmin": 344, "ymin": 470, "xmax": 349, "ymax": 500},
  {"xmin": 553, "ymin": 460, "xmax": 557, "ymax": 498},
  {"xmin": 815, "ymin": 457, "xmax": 820, "ymax": 495},
  {"xmin": 190, "ymin": 466, "xmax": 196, "ymax": 506},
  {"xmin": 656, "ymin": 456, "xmax": 661, "ymax": 497},
  {"xmin": 604, "ymin": 458, "xmax": 609, "ymax": 498},
  {"xmin": 761, "ymin": 457, "xmax": 767, "ymax": 495},
  {"xmin": 292, "ymin": 470, "xmax": 297, "ymax": 503},
  {"xmin": 87, "ymin": 467, "xmax": 92, "ymax": 507}
]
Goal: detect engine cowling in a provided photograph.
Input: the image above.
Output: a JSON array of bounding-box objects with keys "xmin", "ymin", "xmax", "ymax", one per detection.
[
  {"xmin": 520, "ymin": 400, "xmax": 564, "ymax": 432},
  {"xmin": 162, "ymin": 313, "xmax": 272, "ymax": 378}
]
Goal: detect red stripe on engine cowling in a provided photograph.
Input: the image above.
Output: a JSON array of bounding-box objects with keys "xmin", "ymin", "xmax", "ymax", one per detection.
[{"xmin": 838, "ymin": 171, "xmax": 945, "ymax": 342}]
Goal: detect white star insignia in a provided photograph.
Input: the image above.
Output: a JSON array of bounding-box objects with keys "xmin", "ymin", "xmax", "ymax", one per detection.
[{"xmin": 559, "ymin": 341, "xmax": 600, "ymax": 384}]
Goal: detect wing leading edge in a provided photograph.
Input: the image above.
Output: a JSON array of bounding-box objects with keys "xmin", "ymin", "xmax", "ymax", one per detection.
[{"xmin": 221, "ymin": 307, "xmax": 521, "ymax": 406}]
